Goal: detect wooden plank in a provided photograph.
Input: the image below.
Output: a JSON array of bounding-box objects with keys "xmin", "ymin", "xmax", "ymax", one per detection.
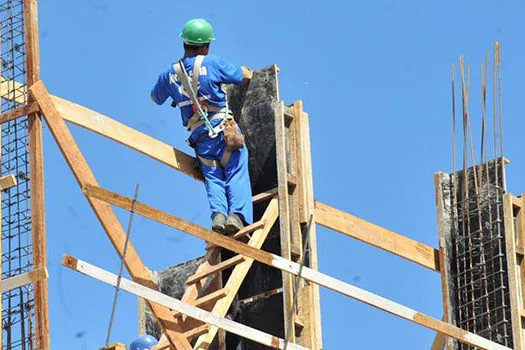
[
  {"xmin": 29, "ymin": 81, "xmax": 192, "ymax": 350},
  {"xmin": 83, "ymin": 184, "xmax": 512, "ymax": 350},
  {"xmin": 23, "ymin": 1, "xmax": 49, "ymax": 348},
  {"xmin": 185, "ymin": 324, "xmax": 209, "ymax": 339},
  {"xmin": 171, "ymin": 289, "xmax": 228, "ymax": 318},
  {"xmin": 0, "ymin": 174, "xmax": 17, "ymax": 190},
  {"xmin": 186, "ymin": 255, "xmax": 245, "ymax": 285},
  {"xmin": 252, "ymin": 188, "xmax": 278, "ymax": 204},
  {"xmin": 315, "ymin": 201, "xmax": 440, "ymax": 272},
  {"xmin": 63, "ymin": 255, "xmax": 308, "ymax": 350},
  {"xmin": 298, "ymin": 110, "xmax": 322, "ymax": 349},
  {"xmin": 53, "ymin": 95, "xmax": 203, "ymax": 182},
  {"xmin": 0, "ymin": 267, "xmax": 48, "ymax": 293},
  {"xmin": 290, "ymin": 100, "xmax": 313, "ymax": 348},
  {"xmin": 0, "ymin": 79, "xmax": 204, "ymax": 183},
  {"xmin": 503, "ymin": 193, "xmax": 524, "ymax": 349},
  {"xmin": 0, "ymin": 78, "xmax": 25, "ymax": 104},
  {"xmin": 275, "ymin": 100, "xmax": 296, "ymax": 342},
  {"xmin": 0, "ymin": 103, "xmax": 39, "ymax": 124},
  {"xmin": 205, "ymin": 220, "xmax": 266, "ymax": 250}
]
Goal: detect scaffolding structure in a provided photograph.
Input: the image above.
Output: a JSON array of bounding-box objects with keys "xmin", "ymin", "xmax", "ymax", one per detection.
[{"xmin": 0, "ymin": 2, "xmax": 523, "ymax": 350}]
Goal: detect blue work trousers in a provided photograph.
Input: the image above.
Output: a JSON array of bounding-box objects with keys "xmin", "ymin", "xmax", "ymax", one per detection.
[{"xmin": 191, "ymin": 130, "xmax": 253, "ymax": 225}]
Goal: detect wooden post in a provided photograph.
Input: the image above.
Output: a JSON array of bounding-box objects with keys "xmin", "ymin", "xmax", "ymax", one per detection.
[
  {"xmin": 503, "ymin": 193, "xmax": 524, "ymax": 349},
  {"xmin": 23, "ymin": 0, "xmax": 49, "ymax": 348}
]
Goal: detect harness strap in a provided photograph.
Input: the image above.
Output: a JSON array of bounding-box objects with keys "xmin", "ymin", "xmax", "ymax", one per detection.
[
  {"xmin": 220, "ymin": 150, "xmax": 233, "ymax": 168},
  {"xmin": 197, "ymin": 155, "xmax": 221, "ymax": 168},
  {"xmin": 197, "ymin": 149, "xmax": 233, "ymax": 169},
  {"xmin": 192, "ymin": 55, "xmax": 204, "ymax": 96}
]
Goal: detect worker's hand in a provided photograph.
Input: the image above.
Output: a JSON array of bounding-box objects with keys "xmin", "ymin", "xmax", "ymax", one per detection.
[{"xmin": 242, "ymin": 66, "xmax": 253, "ymax": 82}]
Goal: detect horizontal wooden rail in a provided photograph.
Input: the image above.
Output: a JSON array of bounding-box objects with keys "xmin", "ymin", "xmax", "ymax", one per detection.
[
  {"xmin": 62, "ymin": 255, "xmax": 308, "ymax": 350},
  {"xmin": 0, "ymin": 267, "xmax": 48, "ymax": 293},
  {"xmin": 82, "ymin": 184, "xmax": 508, "ymax": 350},
  {"xmin": 315, "ymin": 201, "xmax": 440, "ymax": 272}
]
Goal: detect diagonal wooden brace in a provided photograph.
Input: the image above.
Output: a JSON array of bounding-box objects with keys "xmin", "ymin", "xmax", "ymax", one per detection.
[{"xmin": 28, "ymin": 80, "xmax": 191, "ymax": 350}]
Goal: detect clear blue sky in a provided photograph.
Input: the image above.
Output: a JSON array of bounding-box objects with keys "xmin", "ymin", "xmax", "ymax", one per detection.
[{"xmin": 37, "ymin": 1, "xmax": 525, "ymax": 348}]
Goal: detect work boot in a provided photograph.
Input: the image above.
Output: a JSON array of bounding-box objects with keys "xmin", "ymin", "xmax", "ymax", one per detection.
[
  {"xmin": 212, "ymin": 213, "xmax": 227, "ymax": 234},
  {"xmin": 225, "ymin": 212, "xmax": 245, "ymax": 235}
]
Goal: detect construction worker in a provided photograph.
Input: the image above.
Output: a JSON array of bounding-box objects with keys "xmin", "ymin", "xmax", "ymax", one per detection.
[{"xmin": 151, "ymin": 18, "xmax": 253, "ymax": 235}]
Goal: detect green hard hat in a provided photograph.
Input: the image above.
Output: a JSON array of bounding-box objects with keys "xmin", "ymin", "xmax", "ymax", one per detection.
[{"xmin": 180, "ymin": 18, "xmax": 216, "ymax": 45}]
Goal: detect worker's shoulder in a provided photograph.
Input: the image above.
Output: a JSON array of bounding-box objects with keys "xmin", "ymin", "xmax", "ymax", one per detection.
[{"xmin": 203, "ymin": 54, "xmax": 234, "ymax": 66}]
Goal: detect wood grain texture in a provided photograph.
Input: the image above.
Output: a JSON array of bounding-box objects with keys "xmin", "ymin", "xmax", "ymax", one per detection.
[
  {"xmin": 23, "ymin": 0, "xmax": 49, "ymax": 348},
  {"xmin": 83, "ymin": 184, "xmax": 510, "ymax": 350},
  {"xmin": 63, "ymin": 255, "xmax": 307, "ymax": 350},
  {"xmin": 0, "ymin": 174, "xmax": 17, "ymax": 190},
  {"xmin": 0, "ymin": 267, "xmax": 48, "ymax": 293},
  {"xmin": 30, "ymin": 81, "xmax": 192, "ymax": 350},
  {"xmin": 315, "ymin": 201, "xmax": 440, "ymax": 272}
]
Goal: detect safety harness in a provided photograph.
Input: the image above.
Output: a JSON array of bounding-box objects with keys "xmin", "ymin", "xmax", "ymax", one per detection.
[{"xmin": 173, "ymin": 55, "xmax": 233, "ymax": 168}]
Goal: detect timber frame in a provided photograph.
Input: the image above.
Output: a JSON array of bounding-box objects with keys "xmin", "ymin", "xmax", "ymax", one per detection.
[{"xmin": 3, "ymin": 2, "xmax": 521, "ymax": 349}]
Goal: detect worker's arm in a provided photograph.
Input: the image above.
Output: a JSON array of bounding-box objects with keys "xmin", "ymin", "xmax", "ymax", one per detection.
[
  {"xmin": 150, "ymin": 70, "xmax": 170, "ymax": 105},
  {"xmin": 214, "ymin": 56, "xmax": 249, "ymax": 86}
]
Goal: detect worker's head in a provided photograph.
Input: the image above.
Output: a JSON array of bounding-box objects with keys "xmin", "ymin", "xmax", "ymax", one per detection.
[
  {"xmin": 181, "ymin": 18, "xmax": 215, "ymax": 56},
  {"xmin": 129, "ymin": 334, "xmax": 158, "ymax": 350}
]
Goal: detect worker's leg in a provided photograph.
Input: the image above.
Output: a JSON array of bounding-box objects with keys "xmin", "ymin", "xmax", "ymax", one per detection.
[
  {"xmin": 195, "ymin": 135, "xmax": 228, "ymax": 220},
  {"xmin": 223, "ymin": 146, "xmax": 253, "ymax": 225},
  {"xmin": 199, "ymin": 162, "xmax": 228, "ymax": 219}
]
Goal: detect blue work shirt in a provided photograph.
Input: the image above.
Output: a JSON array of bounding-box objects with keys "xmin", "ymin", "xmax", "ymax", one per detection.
[{"xmin": 151, "ymin": 54, "xmax": 244, "ymax": 135}]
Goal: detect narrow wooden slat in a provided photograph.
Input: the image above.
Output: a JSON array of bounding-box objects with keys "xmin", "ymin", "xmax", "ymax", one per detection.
[
  {"xmin": 172, "ymin": 289, "xmax": 228, "ymax": 319},
  {"xmin": 298, "ymin": 109, "xmax": 323, "ymax": 349},
  {"xmin": 0, "ymin": 103, "xmax": 39, "ymax": 124},
  {"xmin": 0, "ymin": 267, "xmax": 48, "ymax": 293},
  {"xmin": 0, "ymin": 174, "xmax": 17, "ymax": 190},
  {"xmin": 185, "ymin": 324, "xmax": 209, "ymax": 339},
  {"xmin": 206, "ymin": 220, "xmax": 266, "ymax": 250},
  {"xmin": 315, "ymin": 201, "xmax": 440, "ymax": 272},
  {"xmin": 63, "ymin": 255, "xmax": 308, "ymax": 350},
  {"xmin": 275, "ymin": 100, "xmax": 296, "ymax": 342},
  {"xmin": 252, "ymin": 188, "xmax": 278, "ymax": 204},
  {"xmin": 84, "ymin": 184, "xmax": 511, "ymax": 350},
  {"xmin": 186, "ymin": 256, "xmax": 245, "ymax": 285},
  {"xmin": 30, "ymin": 81, "xmax": 192, "ymax": 350}
]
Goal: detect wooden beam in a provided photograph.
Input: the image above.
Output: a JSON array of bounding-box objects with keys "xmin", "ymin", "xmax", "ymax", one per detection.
[
  {"xmin": 23, "ymin": 1, "xmax": 49, "ymax": 348},
  {"xmin": 186, "ymin": 255, "xmax": 245, "ymax": 285},
  {"xmin": 52, "ymin": 95, "xmax": 203, "ymax": 182},
  {"xmin": 252, "ymin": 188, "xmax": 278, "ymax": 204},
  {"xmin": 503, "ymin": 193, "xmax": 524, "ymax": 349},
  {"xmin": 83, "ymin": 184, "xmax": 511, "ymax": 350},
  {"xmin": 29, "ymin": 81, "xmax": 192, "ymax": 350},
  {"xmin": 315, "ymin": 201, "xmax": 440, "ymax": 272},
  {"xmin": 62, "ymin": 255, "xmax": 309, "ymax": 350},
  {"xmin": 275, "ymin": 100, "xmax": 296, "ymax": 342},
  {"xmin": 0, "ymin": 174, "xmax": 17, "ymax": 190},
  {"xmin": 0, "ymin": 80, "xmax": 203, "ymax": 182},
  {"xmin": 0, "ymin": 103, "xmax": 39, "ymax": 124},
  {"xmin": 0, "ymin": 267, "xmax": 48, "ymax": 293}
]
